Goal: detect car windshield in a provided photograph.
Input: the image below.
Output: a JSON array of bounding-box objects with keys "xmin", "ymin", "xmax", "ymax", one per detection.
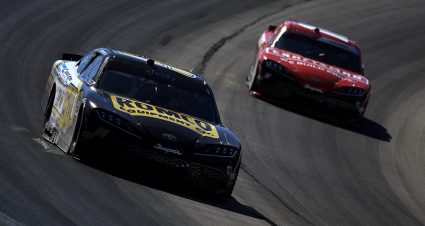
[
  {"xmin": 274, "ymin": 32, "xmax": 362, "ymax": 74},
  {"xmin": 97, "ymin": 59, "xmax": 219, "ymax": 124}
]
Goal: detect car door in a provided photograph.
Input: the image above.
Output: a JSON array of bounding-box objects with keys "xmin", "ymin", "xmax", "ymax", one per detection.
[
  {"xmin": 61, "ymin": 52, "xmax": 105, "ymax": 148},
  {"xmin": 52, "ymin": 51, "xmax": 105, "ymax": 149}
]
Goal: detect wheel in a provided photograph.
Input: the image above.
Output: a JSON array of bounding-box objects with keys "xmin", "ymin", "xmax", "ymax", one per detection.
[
  {"xmin": 44, "ymin": 88, "xmax": 55, "ymax": 124},
  {"xmin": 68, "ymin": 107, "xmax": 86, "ymax": 158},
  {"xmin": 249, "ymin": 64, "xmax": 261, "ymax": 93},
  {"xmin": 42, "ymin": 87, "xmax": 55, "ymax": 139}
]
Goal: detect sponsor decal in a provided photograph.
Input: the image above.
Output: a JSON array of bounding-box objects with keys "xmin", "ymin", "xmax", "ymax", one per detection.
[
  {"xmin": 158, "ymin": 63, "xmax": 196, "ymax": 78},
  {"xmin": 110, "ymin": 95, "xmax": 219, "ymax": 139},
  {"xmin": 266, "ymin": 48, "xmax": 369, "ymax": 85},
  {"xmin": 122, "ymin": 52, "xmax": 196, "ymax": 78},
  {"xmin": 52, "ymin": 61, "xmax": 82, "ymax": 132},
  {"xmin": 56, "ymin": 85, "xmax": 78, "ymax": 132},
  {"xmin": 54, "ymin": 84, "xmax": 66, "ymax": 114},
  {"xmin": 56, "ymin": 63, "xmax": 72, "ymax": 86},
  {"xmin": 153, "ymin": 143, "xmax": 182, "ymax": 155}
]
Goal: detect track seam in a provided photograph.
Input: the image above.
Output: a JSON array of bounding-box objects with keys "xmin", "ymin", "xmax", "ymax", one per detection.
[{"xmin": 196, "ymin": 4, "xmax": 286, "ymax": 73}]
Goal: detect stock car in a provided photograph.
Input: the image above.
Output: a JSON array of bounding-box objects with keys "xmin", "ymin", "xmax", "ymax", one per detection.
[
  {"xmin": 248, "ymin": 21, "xmax": 371, "ymax": 118},
  {"xmin": 41, "ymin": 48, "xmax": 241, "ymax": 197}
]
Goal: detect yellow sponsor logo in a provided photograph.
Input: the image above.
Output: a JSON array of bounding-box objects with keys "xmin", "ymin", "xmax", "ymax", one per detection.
[
  {"xmin": 58, "ymin": 86, "xmax": 78, "ymax": 131},
  {"xmin": 110, "ymin": 96, "xmax": 219, "ymax": 139}
]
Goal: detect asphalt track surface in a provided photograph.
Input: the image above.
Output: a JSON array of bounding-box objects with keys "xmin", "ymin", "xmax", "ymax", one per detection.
[{"xmin": 1, "ymin": 0, "xmax": 425, "ymax": 225}]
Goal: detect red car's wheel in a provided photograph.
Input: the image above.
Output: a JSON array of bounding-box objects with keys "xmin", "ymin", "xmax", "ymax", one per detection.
[{"xmin": 249, "ymin": 64, "xmax": 262, "ymax": 93}]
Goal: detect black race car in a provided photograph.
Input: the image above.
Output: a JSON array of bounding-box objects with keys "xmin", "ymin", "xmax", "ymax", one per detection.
[{"xmin": 42, "ymin": 48, "xmax": 241, "ymax": 196}]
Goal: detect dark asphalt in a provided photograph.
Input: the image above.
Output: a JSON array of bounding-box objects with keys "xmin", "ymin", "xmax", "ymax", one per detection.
[{"xmin": 0, "ymin": 0, "xmax": 424, "ymax": 225}]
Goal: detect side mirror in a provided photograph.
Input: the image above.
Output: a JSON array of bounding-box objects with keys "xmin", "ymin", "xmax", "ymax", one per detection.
[
  {"xmin": 268, "ymin": 25, "xmax": 277, "ymax": 32},
  {"xmin": 62, "ymin": 53, "xmax": 83, "ymax": 61}
]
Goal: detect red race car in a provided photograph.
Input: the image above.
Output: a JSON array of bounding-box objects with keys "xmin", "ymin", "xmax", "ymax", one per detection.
[{"xmin": 248, "ymin": 21, "xmax": 370, "ymax": 118}]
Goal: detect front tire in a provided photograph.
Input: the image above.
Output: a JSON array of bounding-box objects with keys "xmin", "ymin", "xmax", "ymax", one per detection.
[
  {"xmin": 42, "ymin": 87, "xmax": 56, "ymax": 140},
  {"xmin": 249, "ymin": 64, "xmax": 261, "ymax": 93},
  {"xmin": 68, "ymin": 107, "xmax": 86, "ymax": 158}
]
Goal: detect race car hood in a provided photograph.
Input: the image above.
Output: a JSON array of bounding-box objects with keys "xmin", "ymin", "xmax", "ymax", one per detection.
[
  {"xmin": 262, "ymin": 48, "xmax": 370, "ymax": 92},
  {"xmin": 93, "ymin": 92, "xmax": 240, "ymax": 153}
]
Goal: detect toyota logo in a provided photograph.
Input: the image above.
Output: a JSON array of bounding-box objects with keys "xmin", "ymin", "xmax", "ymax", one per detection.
[{"xmin": 162, "ymin": 133, "xmax": 177, "ymax": 142}]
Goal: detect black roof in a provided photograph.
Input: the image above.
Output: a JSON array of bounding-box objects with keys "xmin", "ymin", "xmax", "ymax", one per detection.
[{"xmin": 96, "ymin": 48, "xmax": 207, "ymax": 87}]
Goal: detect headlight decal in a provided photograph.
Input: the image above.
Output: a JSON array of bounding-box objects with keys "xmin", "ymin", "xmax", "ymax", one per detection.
[
  {"xmin": 334, "ymin": 87, "xmax": 366, "ymax": 96},
  {"xmin": 96, "ymin": 109, "xmax": 138, "ymax": 137},
  {"xmin": 194, "ymin": 146, "xmax": 238, "ymax": 158},
  {"xmin": 264, "ymin": 60, "xmax": 295, "ymax": 80}
]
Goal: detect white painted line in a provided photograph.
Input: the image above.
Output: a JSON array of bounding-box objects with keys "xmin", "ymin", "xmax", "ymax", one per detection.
[{"xmin": 8, "ymin": 125, "xmax": 29, "ymax": 133}]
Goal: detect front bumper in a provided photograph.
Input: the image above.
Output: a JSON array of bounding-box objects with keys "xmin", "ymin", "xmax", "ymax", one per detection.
[
  {"xmin": 80, "ymin": 111, "xmax": 241, "ymax": 192},
  {"xmin": 255, "ymin": 66, "xmax": 369, "ymax": 114}
]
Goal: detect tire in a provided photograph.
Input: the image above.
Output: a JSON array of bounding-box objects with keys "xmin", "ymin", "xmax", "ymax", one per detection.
[
  {"xmin": 249, "ymin": 65, "xmax": 261, "ymax": 93},
  {"xmin": 68, "ymin": 106, "xmax": 86, "ymax": 158},
  {"xmin": 42, "ymin": 87, "xmax": 55, "ymax": 137},
  {"xmin": 44, "ymin": 88, "xmax": 55, "ymax": 123}
]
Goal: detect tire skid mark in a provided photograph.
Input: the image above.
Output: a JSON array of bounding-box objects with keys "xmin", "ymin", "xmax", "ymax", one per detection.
[{"xmin": 196, "ymin": 0, "xmax": 311, "ymax": 73}]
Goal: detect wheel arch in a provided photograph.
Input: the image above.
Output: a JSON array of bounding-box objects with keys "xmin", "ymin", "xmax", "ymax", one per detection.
[{"xmin": 44, "ymin": 82, "xmax": 57, "ymax": 120}]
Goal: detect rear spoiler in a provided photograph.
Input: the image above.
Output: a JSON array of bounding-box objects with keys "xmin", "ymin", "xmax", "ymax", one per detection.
[{"xmin": 61, "ymin": 53, "xmax": 82, "ymax": 61}]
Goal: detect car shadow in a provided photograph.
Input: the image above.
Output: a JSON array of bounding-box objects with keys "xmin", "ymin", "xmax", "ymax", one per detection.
[
  {"xmin": 253, "ymin": 93, "xmax": 392, "ymax": 142},
  {"xmin": 79, "ymin": 155, "xmax": 275, "ymax": 224}
]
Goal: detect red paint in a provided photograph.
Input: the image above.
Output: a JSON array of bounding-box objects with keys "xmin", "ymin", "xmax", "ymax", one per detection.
[{"xmin": 253, "ymin": 20, "xmax": 371, "ymax": 106}]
